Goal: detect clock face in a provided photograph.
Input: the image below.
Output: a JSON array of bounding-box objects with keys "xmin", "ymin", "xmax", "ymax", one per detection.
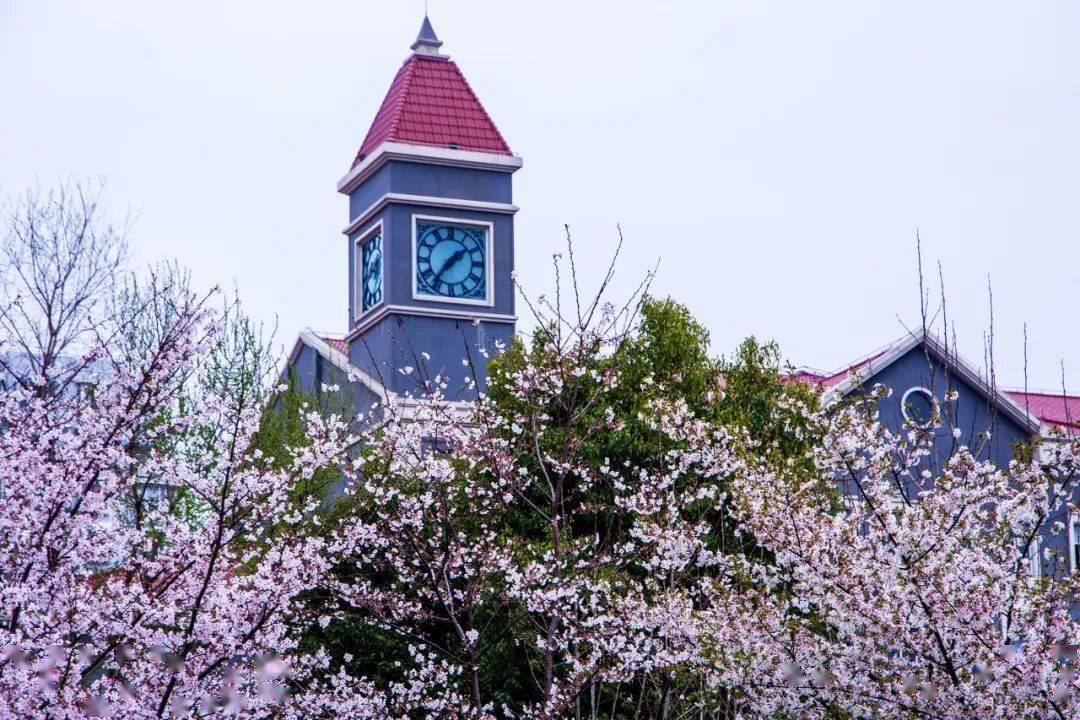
[
  {"xmin": 415, "ymin": 222, "xmax": 488, "ymax": 301},
  {"xmin": 360, "ymin": 232, "xmax": 382, "ymax": 312}
]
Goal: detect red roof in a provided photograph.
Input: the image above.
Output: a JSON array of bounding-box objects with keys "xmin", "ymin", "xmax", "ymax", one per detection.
[
  {"xmin": 322, "ymin": 336, "xmax": 348, "ymax": 355},
  {"xmin": 789, "ymin": 349, "xmax": 891, "ymax": 389},
  {"xmin": 1005, "ymin": 390, "xmax": 1080, "ymax": 436},
  {"xmin": 352, "ymin": 54, "xmax": 511, "ymax": 168}
]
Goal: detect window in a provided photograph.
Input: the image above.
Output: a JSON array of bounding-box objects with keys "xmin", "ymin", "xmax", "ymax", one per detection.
[
  {"xmin": 1028, "ymin": 539, "xmax": 1042, "ymax": 579},
  {"xmin": 840, "ymin": 490, "xmax": 864, "ymax": 516},
  {"xmin": 118, "ymin": 482, "xmax": 173, "ymax": 527},
  {"xmin": 901, "ymin": 387, "xmax": 937, "ymax": 427},
  {"xmin": 1071, "ymin": 514, "xmax": 1080, "ymax": 574},
  {"xmin": 74, "ymin": 381, "xmax": 94, "ymax": 403},
  {"xmin": 420, "ymin": 436, "xmax": 455, "ymax": 458}
]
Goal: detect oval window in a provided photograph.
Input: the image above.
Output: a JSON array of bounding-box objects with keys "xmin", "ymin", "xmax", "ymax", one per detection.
[{"xmin": 901, "ymin": 387, "xmax": 937, "ymax": 427}]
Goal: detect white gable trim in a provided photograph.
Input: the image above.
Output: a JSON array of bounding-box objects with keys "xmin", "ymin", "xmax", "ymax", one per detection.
[
  {"xmin": 824, "ymin": 330, "xmax": 1045, "ymax": 436},
  {"xmin": 346, "ymin": 304, "xmax": 515, "ymax": 340},
  {"xmin": 283, "ymin": 329, "xmax": 475, "ymax": 423},
  {"xmin": 824, "ymin": 334, "xmax": 920, "ymax": 400},
  {"xmin": 286, "ymin": 328, "xmax": 395, "ymax": 404}
]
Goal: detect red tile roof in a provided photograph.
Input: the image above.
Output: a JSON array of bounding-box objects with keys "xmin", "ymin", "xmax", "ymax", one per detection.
[
  {"xmin": 1005, "ymin": 390, "xmax": 1080, "ymax": 436},
  {"xmin": 352, "ymin": 54, "xmax": 512, "ymax": 168},
  {"xmin": 322, "ymin": 336, "xmax": 348, "ymax": 355},
  {"xmin": 789, "ymin": 349, "xmax": 892, "ymax": 389}
]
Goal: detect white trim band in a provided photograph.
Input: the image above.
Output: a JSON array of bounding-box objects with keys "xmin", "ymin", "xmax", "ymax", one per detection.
[
  {"xmin": 338, "ymin": 141, "xmax": 523, "ymax": 195},
  {"xmin": 347, "ymin": 303, "xmax": 516, "ymax": 340},
  {"xmin": 343, "ymin": 193, "xmax": 518, "ymax": 236}
]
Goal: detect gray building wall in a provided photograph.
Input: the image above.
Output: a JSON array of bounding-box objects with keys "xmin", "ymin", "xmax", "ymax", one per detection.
[
  {"xmin": 846, "ymin": 345, "xmax": 1077, "ymax": 580},
  {"xmin": 347, "ymin": 313, "xmax": 511, "ymax": 396},
  {"xmin": 343, "ymin": 155, "xmax": 518, "ymax": 399},
  {"xmin": 863, "ymin": 346, "xmax": 1029, "ymax": 468},
  {"xmin": 285, "ymin": 342, "xmax": 382, "ymax": 427}
]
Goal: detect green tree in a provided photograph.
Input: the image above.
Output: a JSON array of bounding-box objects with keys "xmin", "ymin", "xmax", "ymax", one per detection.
[
  {"xmin": 301, "ymin": 294, "xmax": 829, "ymax": 719},
  {"xmin": 478, "ymin": 297, "xmax": 825, "ymax": 718}
]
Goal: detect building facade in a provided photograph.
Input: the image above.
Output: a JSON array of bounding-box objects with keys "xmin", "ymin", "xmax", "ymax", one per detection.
[
  {"xmin": 795, "ymin": 331, "xmax": 1080, "ymax": 579},
  {"xmin": 284, "ymin": 16, "xmax": 1080, "ymax": 577},
  {"xmin": 287, "ymin": 17, "xmax": 520, "ymax": 407}
]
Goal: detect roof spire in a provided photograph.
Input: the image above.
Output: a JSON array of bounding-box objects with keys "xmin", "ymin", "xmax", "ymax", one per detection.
[{"xmin": 411, "ymin": 15, "xmax": 445, "ymax": 56}]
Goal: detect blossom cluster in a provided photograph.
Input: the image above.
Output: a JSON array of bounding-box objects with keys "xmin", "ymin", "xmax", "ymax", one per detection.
[
  {"xmin": 0, "ymin": 298, "xmax": 360, "ymax": 718},
  {"xmin": 5, "ymin": 279, "xmax": 1080, "ymax": 719}
]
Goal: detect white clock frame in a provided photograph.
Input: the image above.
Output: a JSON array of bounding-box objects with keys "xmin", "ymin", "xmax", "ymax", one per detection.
[{"xmin": 411, "ymin": 214, "xmax": 495, "ymax": 308}]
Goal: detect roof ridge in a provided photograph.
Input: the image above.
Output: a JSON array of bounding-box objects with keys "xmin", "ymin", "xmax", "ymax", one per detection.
[
  {"xmin": 807, "ymin": 344, "xmax": 896, "ymax": 381},
  {"xmin": 385, "ymin": 56, "xmax": 418, "ymax": 144},
  {"xmin": 444, "ymin": 59, "xmax": 512, "ymax": 154}
]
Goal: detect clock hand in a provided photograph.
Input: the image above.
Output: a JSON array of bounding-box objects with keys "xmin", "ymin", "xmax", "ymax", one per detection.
[{"xmin": 433, "ymin": 248, "xmax": 468, "ymax": 282}]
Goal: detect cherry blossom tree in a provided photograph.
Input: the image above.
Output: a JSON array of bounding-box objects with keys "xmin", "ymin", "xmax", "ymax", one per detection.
[
  {"xmin": 0, "ymin": 271, "xmax": 371, "ymax": 717},
  {"xmin": 702, "ymin": 388, "xmax": 1080, "ymax": 720},
  {"xmin": 317, "ymin": 247, "xmax": 788, "ymax": 719},
  {"xmin": 0, "ymin": 180, "xmax": 127, "ymax": 398},
  {"xmin": 320, "ymin": 287, "xmax": 1080, "ymax": 719},
  {"xmin": 6, "ymin": 188, "xmax": 1080, "ymax": 720},
  {"xmin": 0, "ymin": 183, "xmax": 368, "ymax": 718},
  {"xmin": 325, "ymin": 304, "xmax": 736, "ymax": 719}
]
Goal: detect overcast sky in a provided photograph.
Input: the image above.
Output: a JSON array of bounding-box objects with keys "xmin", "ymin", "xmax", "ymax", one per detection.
[{"xmin": 1, "ymin": 1, "xmax": 1077, "ymax": 389}]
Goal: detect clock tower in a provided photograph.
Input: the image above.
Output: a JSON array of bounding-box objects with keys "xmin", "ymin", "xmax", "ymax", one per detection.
[{"xmin": 332, "ymin": 16, "xmax": 521, "ymax": 398}]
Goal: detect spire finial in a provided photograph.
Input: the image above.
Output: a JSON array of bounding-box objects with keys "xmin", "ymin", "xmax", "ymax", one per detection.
[{"xmin": 411, "ymin": 14, "xmax": 445, "ymax": 56}]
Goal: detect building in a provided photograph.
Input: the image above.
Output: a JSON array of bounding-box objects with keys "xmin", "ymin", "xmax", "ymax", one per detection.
[
  {"xmin": 794, "ymin": 330, "xmax": 1080, "ymax": 577},
  {"xmin": 0, "ymin": 349, "xmax": 106, "ymax": 403},
  {"xmin": 286, "ymin": 16, "xmax": 520, "ymax": 411},
  {"xmin": 283, "ymin": 15, "xmax": 1080, "ymax": 572},
  {"xmin": 793, "ymin": 331, "xmax": 1078, "ymax": 445}
]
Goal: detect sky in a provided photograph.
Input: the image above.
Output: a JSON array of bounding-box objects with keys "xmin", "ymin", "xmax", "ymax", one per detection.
[{"xmin": 1, "ymin": 1, "xmax": 1077, "ymax": 390}]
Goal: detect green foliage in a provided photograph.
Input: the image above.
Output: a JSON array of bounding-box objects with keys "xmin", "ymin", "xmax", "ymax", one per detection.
[
  {"xmin": 252, "ymin": 372, "xmax": 343, "ymax": 509},
  {"xmin": 302, "ymin": 296, "xmax": 830, "ymax": 717},
  {"xmin": 717, "ymin": 335, "xmax": 823, "ymax": 464},
  {"xmin": 620, "ymin": 296, "xmax": 722, "ymax": 416},
  {"xmin": 482, "ymin": 298, "xmax": 826, "ymax": 715}
]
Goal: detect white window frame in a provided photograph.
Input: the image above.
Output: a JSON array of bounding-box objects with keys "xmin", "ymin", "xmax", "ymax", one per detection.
[
  {"xmin": 354, "ymin": 221, "xmax": 384, "ymax": 322},
  {"xmin": 1069, "ymin": 512, "xmax": 1080, "ymax": 574},
  {"xmin": 840, "ymin": 489, "xmax": 864, "ymax": 517},
  {"xmin": 74, "ymin": 381, "xmax": 95, "ymax": 402},
  {"xmin": 1028, "ymin": 537, "xmax": 1042, "ymax": 579},
  {"xmin": 901, "ymin": 386, "xmax": 938, "ymax": 427},
  {"xmin": 411, "ymin": 214, "xmax": 495, "ymax": 308}
]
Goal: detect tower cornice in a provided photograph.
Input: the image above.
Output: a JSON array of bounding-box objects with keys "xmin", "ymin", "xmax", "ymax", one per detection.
[
  {"xmin": 343, "ymin": 304, "xmax": 516, "ymax": 344},
  {"xmin": 343, "ymin": 192, "xmax": 518, "ymax": 237},
  {"xmin": 337, "ymin": 141, "xmax": 523, "ymax": 195}
]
